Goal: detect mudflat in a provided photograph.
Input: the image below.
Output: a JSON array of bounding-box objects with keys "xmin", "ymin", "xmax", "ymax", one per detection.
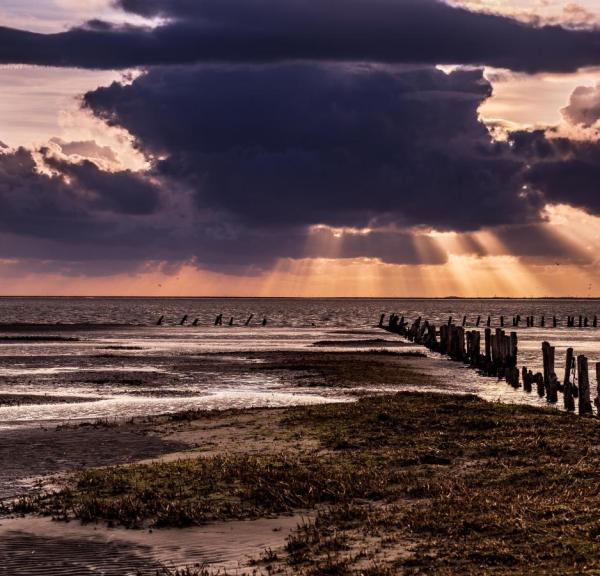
[{"xmin": 2, "ymin": 350, "xmax": 598, "ymax": 574}]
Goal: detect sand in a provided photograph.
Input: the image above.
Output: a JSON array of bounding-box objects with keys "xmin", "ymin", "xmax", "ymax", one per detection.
[
  {"xmin": 0, "ymin": 348, "xmax": 442, "ymax": 573},
  {"xmin": 0, "ymin": 515, "xmax": 305, "ymax": 575}
]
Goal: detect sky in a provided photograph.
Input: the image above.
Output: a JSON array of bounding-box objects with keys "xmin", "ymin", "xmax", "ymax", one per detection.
[{"xmin": 2, "ymin": 1, "xmax": 600, "ymax": 296}]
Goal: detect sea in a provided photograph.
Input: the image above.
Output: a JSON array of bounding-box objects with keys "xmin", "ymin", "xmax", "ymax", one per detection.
[{"xmin": 0, "ymin": 297, "xmax": 599, "ymax": 428}]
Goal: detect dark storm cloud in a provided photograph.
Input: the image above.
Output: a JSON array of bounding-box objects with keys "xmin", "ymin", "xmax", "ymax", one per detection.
[
  {"xmin": 2, "ymin": 0, "xmax": 600, "ymax": 72},
  {"xmin": 510, "ymin": 130, "xmax": 600, "ymax": 216},
  {"xmin": 0, "ymin": 146, "xmax": 447, "ymax": 270},
  {"xmin": 0, "ymin": 147, "xmax": 161, "ymax": 243},
  {"xmin": 85, "ymin": 64, "xmax": 534, "ymax": 232}
]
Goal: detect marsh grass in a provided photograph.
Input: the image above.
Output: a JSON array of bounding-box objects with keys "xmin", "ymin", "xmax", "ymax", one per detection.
[{"xmin": 18, "ymin": 392, "xmax": 600, "ymax": 574}]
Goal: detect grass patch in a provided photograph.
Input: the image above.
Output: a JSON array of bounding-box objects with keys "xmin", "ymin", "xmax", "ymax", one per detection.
[{"xmin": 18, "ymin": 391, "xmax": 600, "ymax": 574}]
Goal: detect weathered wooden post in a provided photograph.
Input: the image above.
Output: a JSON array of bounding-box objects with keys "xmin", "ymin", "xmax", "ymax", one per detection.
[
  {"xmin": 180, "ymin": 315, "xmax": 188, "ymax": 326},
  {"xmin": 509, "ymin": 332, "xmax": 518, "ymax": 367},
  {"xmin": 553, "ymin": 316, "xmax": 557, "ymax": 328},
  {"xmin": 563, "ymin": 348, "xmax": 575, "ymax": 412},
  {"xmin": 535, "ymin": 373, "xmax": 545, "ymax": 397},
  {"xmin": 462, "ymin": 315, "xmax": 467, "ymax": 327},
  {"xmin": 484, "ymin": 328, "xmax": 491, "ymax": 372},
  {"xmin": 541, "ymin": 316, "xmax": 545, "ymax": 327},
  {"xmin": 579, "ymin": 316, "xmax": 583, "ymax": 328},
  {"xmin": 584, "ymin": 317, "xmax": 589, "ymax": 328},
  {"xmin": 487, "ymin": 316, "xmax": 491, "ymax": 327},
  {"xmin": 595, "ymin": 362, "xmax": 600, "ymax": 416},
  {"xmin": 448, "ymin": 316, "xmax": 453, "ymax": 326},
  {"xmin": 522, "ymin": 367, "xmax": 532, "ymax": 393},
  {"xmin": 229, "ymin": 317, "xmax": 234, "ymax": 326},
  {"xmin": 193, "ymin": 318, "xmax": 200, "ymax": 326},
  {"xmin": 506, "ymin": 366, "xmax": 520, "ymax": 388},
  {"xmin": 476, "ymin": 315, "xmax": 481, "ymax": 327},
  {"xmin": 594, "ymin": 316, "xmax": 598, "ymax": 328},
  {"xmin": 500, "ymin": 316, "xmax": 504, "ymax": 327},
  {"xmin": 379, "ymin": 314, "xmax": 385, "ymax": 327},
  {"xmin": 577, "ymin": 355, "xmax": 593, "ymax": 416},
  {"xmin": 547, "ymin": 372, "xmax": 559, "ymax": 403},
  {"xmin": 157, "ymin": 315, "xmax": 164, "ymax": 326},
  {"xmin": 542, "ymin": 342, "xmax": 555, "ymax": 391},
  {"xmin": 245, "ymin": 314, "xmax": 254, "ymax": 326}
]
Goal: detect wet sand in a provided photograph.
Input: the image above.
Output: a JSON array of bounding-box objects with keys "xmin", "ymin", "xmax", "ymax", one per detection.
[
  {"xmin": 0, "ymin": 515, "xmax": 304, "ymax": 575},
  {"xmin": 0, "ymin": 348, "xmax": 438, "ymax": 573}
]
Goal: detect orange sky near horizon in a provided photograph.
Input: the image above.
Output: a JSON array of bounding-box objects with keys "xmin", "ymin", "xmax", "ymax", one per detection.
[{"xmin": 1, "ymin": 204, "xmax": 597, "ymax": 298}]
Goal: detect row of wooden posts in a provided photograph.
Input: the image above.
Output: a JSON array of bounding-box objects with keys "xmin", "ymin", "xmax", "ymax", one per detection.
[
  {"xmin": 156, "ymin": 314, "xmax": 268, "ymax": 327},
  {"xmin": 399, "ymin": 314, "xmax": 600, "ymax": 329},
  {"xmin": 381, "ymin": 313, "xmax": 600, "ymax": 416}
]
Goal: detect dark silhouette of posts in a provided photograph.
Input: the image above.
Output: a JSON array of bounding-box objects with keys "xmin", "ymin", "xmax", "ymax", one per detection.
[
  {"xmin": 595, "ymin": 362, "xmax": 600, "ymax": 416},
  {"xmin": 157, "ymin": 315, "xmax": 164, "ymax": 326},
  {"xmin": 563, "ymin": 348, "xmax": 575, "ymax": 412},
  {"xmin": 245, "ymin": 314, "xmax": 254, "ymax": 326},
  {"xmin": 578, "ymin": 355, "xmax": 593, "ymax": 416}
]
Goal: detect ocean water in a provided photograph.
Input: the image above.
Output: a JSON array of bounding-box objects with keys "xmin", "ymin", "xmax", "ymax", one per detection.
[{"xmin": 0, "ymin": 297, "xmax": 598, "ymax": 427}]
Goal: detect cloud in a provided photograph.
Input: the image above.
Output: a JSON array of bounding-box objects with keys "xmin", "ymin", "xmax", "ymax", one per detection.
[
  {"xmin": 0, "ymin": 142, "xmax": 448, "ymax": 271},
  {"xmin": 510, "ymin": 129, "xmax": 600, "ymax": 216},
  {"xmin": 49, "ymin": 137, "xmax": 118, "ymax": 164},
  {"xmin": 2, "ymin": 0, "xmax": 600, "ymax": 72},
  {"xmin": 0, "ymin": 147, "xmax": 162, "ymax": 244},
  {"xmin": 562, "ymin": 84, "xmax": 600, "ymax": 127},
  {"xmin": 85, "ymin": 64, "xmax": 536, "ymax": 233}
]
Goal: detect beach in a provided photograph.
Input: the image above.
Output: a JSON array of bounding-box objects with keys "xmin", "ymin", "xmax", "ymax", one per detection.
[{"xmin": 2, "ymin": 298, "xmax": 600, "ymax": 573}]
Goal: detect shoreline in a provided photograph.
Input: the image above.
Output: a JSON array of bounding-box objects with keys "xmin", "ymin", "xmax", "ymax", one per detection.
[{"xmin": 2, "ymin": 349, "xmax": 600, "ymax": 574}]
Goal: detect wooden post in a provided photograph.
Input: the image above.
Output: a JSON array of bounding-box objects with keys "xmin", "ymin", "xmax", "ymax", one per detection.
[
  {"xmin": 509, "ymin": 332, "xmax": 518, "ymax": 367},
  {"xmin": 484, "ymin": 328, "xmax": 491, "ymax": 369},
  {"xmin": 462, "ymin": 315, "xmax": 467, "ymax": 327},
  {"xmin": 553, "ymin": 316, "xmax": 557, "ymax": 328},
  {"xmin": 522, "ymin": 367, "xmax": 532, "ymax": 393},
  {"xmin": 193, "ymin": 318, "xmax": 199, "ymax": 326},
  {"xmin": 229, "ymin": 317, "xmax": 234, "ymax": 326},
  {"xmin": 245, "ymin": 314, "xmax": 254, "ymax": 326},
  {"xmin": 594, "ymin": 316, "xmax": 598, "ymax": 328},
  {"xmin": 500, "ymin": 316, "xmax": 504, "ymax": 327},
  {"xmin": 578, "ymin": 355, "xmax": 593, "ymax": 416},
  {"xmin": 448, "ymin": 316, "xmax": 453, "ymax": 326},
  {"xmin": 379, "ymin": 314, "xmax": 385, "ymax": 327},
  {"xmin": 547, "ymin": 372, "xmax": 559, "ymax": 403},
  {"xmin": 584, "ymin": 317, "xmax": 589, "ymax": 328},
  {"xmin": 541, "ymin": 316, "xmax": 545, "ymax": 327},
  {"xmin": 542, "ymin": 341, "xmax": 555, "ymax": 390},
  {"xmin": 535, "ymin": 373, "xmax": 545, "ymax": 397},
  {"xmin": 579, "ymin": 315, "xmax": 583, "ymax": 328},
  {"xmin": 476, "ymin": 315, "xmax": 481, "ymax": 327},
  {"xmin": 595, "ymin": 362, "xmax": 600, "ymax": 416},
  {"xmin": 487, "ymin": 316, "xmax": 491, "ymax": 327},
  {"xmin": 563, "ymin": 348, "xmax": 575, "ymax": 412},
  {"xmin": 157, "ymin": 315, "xmax": 164, "ymax": 326}
]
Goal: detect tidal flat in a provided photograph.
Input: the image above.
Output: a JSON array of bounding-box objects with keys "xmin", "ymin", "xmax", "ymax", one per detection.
[{"xmin": 2, "ymin": 350, "xmax": 600, "ymax": 574}]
